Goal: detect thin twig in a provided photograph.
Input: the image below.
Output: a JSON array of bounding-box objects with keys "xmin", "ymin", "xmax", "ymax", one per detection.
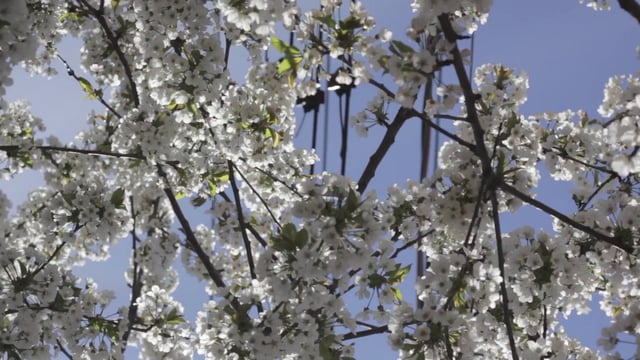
[
  {"xmin": 231, "ymin": 162, "xmax": 282, "ymax": 229},
  {"xmin": 57, "ymin": 54, "xmax": 122, "ymax": 118},
  {"xmin": 227, "ymin": 161, "xmax": 263, "ymax": 313},
  {"xmin": 56, "ymin": 338, "xmax": 74, "ymax": 360},
  {"xmin": 545, "ymin": 147, "xmax": 616, "ymax": 175},
  {"xmin": 409, "ymin": 110, "xmax": 477, "ymax": 151},
  {"xmin": 579, "ymin": 174, "xmax": 617, "ymax": 212}
]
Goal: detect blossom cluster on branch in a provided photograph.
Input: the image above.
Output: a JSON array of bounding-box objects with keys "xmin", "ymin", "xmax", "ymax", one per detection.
[{"xmin": 0, "ymin": 0, "xmax": 639, "ymax": 359}]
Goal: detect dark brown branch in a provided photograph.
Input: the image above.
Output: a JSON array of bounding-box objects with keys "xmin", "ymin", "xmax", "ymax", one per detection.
[
  {"xmin": 490, "ymin": 191, "xmax": 519, "ymax": 360},
  {"xmin": 121, "ymin": 196, "xmax": 143, "ymax": 351},
  {"xmin": 157, "ymin": 166, "xmax": 228, "ymax": 290},
  {"xmin": 391, "ymin": 231, "xmax": 433, "ymax": 259},
  {"xmin": 249, "ymin": 164, "xmax": 304, "ymax": 198},
  {"xmin": 32, "ymin": 242, "xmax": 66, "ymax": 278},
  {"xmin": 341, "ymin": 325, "xmax": 389, "ymax": 340},
  {"xmin": 437, "ymin": 15, "xmax": 490, "ymax": 166},
  {"xmin": 545, "ymin": 147, "xmax": 616, "ymax": 175},
  {"xmin": 357, "ymin": 107, "xmax": 413, "ymax": 193},
  {"xmin": 579, "ymin": 174, "xmax": 617, "ymax": 212},
  {"xmin": 498, "ymin": 180, "xmax": 635, "ymax": 254},
  {"xmin": 217, "ymin": 192, "xmax": 269, "ymax": 248},
  {"xmin": 409, "ymin": 109, "xmax": 476, "ymax": 150},
  {"xmin": 56, "ymin": 338, "xmax": 74, "ymax": 360},
  {"xmin": 0, "ymin": 145, "xmax": 144, "ymax": 160},
  {"xmin": 77, "ymin": 0, "xmax": 140, "ymax": 107},
  {"xmin": 432, "ymin": 114, "xmax": 469, "ymax": 121},
  {"xmin": 227, "ymin": 161, "xmax": 261, "ymax": 311},
  {"xmin": 367, "ymin": 78, "xmax": 395, "ymax": 99},
  {"xmin": 619, "ymin": 0, "xmax": 640, "ymax": 24}
]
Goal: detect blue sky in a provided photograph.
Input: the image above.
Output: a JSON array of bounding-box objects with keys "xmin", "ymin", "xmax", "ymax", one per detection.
[{"xmin": 3, "ymin": 0, "xmax": 639, "ymax": 358}]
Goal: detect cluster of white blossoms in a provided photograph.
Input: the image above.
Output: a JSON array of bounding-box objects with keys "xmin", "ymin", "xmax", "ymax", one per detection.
[{"xmin": 0, "ymin": 0, "xmax": 639, "ymax": 359}]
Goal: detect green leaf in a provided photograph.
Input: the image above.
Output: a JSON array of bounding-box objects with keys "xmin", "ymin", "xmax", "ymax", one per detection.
[
  {"xmin": 187, "ymin": 102, "xmax": 199, "ymax": 118},
  {"xmin": 271, "ymin": 223, "xmax": 308, "ymax": 252},
  {"xmin": 391, "ymin": 40, "xmax": 414, "ymax": 54},
  {"xmin": 208, "ymin": 171, "xmax": 229, "ymax": 195},
  {"xmin": 314, "ymin": 14, "xmax": 336, "ymax": 30},
  {"xmin": 191, "ymin": 195, "xmax": 207, "ymax": 207},
  {"xmin": 497, "ymin": 151, "xmax": 507, "ymax": 175},
  {"xmin": 223, "ymin": 305, "xmax": 235, "ymax": 316},
  {"xmin": 110, "ymin": 188, "xmax": 125, "ymax": 209},
  {"xmin": 339, "ymin": 16, "xmax": 362, "ymax": 31},
  {"xmin": 386, "ymin": 264, "xmax": 411, "ymax": 285},
  {"xmin": 278, "ymin": 58, "xmax": 294, "ymax": 74},
  {"xmin": 282, "ymin": 223, "xmax": 297, "ymax": 242},
  {"xmin": 88, "ymin": 316, "xmax": 119, "ymax": 341},
  {"xmin": 367, "ymin": 273, "xmax": 386, "ymax": 289},
  {"xmin": 111, "ymin": 0, "xmax": 120, "ymax": 9},
  {"xmin": 166, "ymin": 307, "xmax": 185, "ymax": 324},
  {"xmin": 231, "ymin": 304, "xmax": 252, "ymax": 333},
  {"xmin": 345, "ymin": 188, "xmax": 359, "ymax": 212},
  {"xmin": 294, "ymin": 228, "xmax": 309, "ymax": 248},
  {"xmin": 78, "ymin": 77, "xmax": 98, "ymax": 99},
  {"xmin": 495, "ymin": 65, "xmax": 512, "ymax": 90},
  {"xmin": 166, "ymin": 100, "xmax": 181, "ymax": 110},
  {"xmin": 288, "ymin": 72, "xmax": 296, "ymax": 87},
  {"xmin": 453, "ymin": 289, "xmax": 466, "ymax": 310},
  {"xmin": 59, "ymin": 11, "xmax": 80, "ymax": 23},
  {"xmin": 278, "ymin": 55, "xmax": 303, "ymax": 74},
  {"xmin": 61, "ymin": 191, "xmax": 76, "ymax": 205},
  {"xmin": 319, "ymin": 334, "xmax": 338, "ymax": 360},
  {"xmin": 265, "ymin": 127, "xmax": 281, "ymax": 147},
  {"xmin": 505, "ymin": 112, "xmax": 519, "ymax": 131},
  {"xmin": 175, "ymin": 191, "xmax": 186, "ymax": 200},
  {"xmin": 271, "ymin": 35, "xmax": 302, "ymax": 83},
  {"xmin": 271, "ymin": 36, "xmax": 289, "ymax": 53},
  {"xmin": 390, "ymin": 287, "xmax": 403, "ymax": 302}
]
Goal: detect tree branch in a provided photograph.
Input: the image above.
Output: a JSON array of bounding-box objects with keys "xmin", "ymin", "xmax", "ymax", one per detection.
[
  {"xmin": 227, "ymin": 160, "xmax": 262, "ymax": 313},
  {"xmin": 490, "ymin": 191, "xmax": 519, "ymax": 360},
  {"xmin": 619, "ymin": 0, "xmax": 640, "ymax": 24},
  {"xmin": 340, "ymin": 325, "xmax": 389, "ymax": 340},
  {"xmin": 77, "ymin": 0, "xmax": 140, "ymax": 107},
  {"xmin": 498, "ymin": 180, "xmax": 635, "ymax": 254},
  {"xmin": 231, "ymin": 162, "xmax": 282, "ymax": 229},
  {"xmin": 157, "ymin": 166, "xmax": 229, "ymax": 290},
  {"xmin": 357, "ymin": 107, "xmax": 413, "ymax": 193},
  {"xmin": 121, "ymin": 196, "xmax": 144, "ymax": 352},
  {"xmin": 57, "ymin": 54, "xmax": 122, "ymax": 118},
  {"xmin": 409, "ymin": 109, "xmax": 477, "ymax": 150},
  {"xmin": 0, "ymin": 145, "xmax": 144, "ymax": 160},
  {"xmin": 437, "ymin": 15, "xmax": 491, "ymax": 168}
]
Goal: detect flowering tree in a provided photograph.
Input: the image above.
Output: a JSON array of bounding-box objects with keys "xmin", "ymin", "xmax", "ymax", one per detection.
[{"xmin": 1, "ymin": 0, "xmax": 640, "ymax": 359}]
